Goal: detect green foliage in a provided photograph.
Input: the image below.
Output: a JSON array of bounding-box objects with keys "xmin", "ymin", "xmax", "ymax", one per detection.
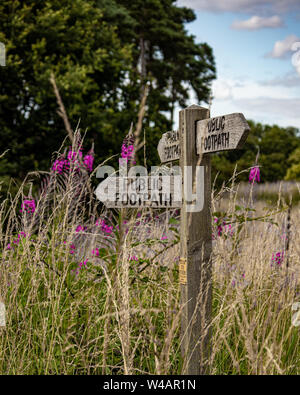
[
  {"xmin": 0, "ymin": 0, "xmax": 216, "ymax": 192},
  {"xmin": 285, "ymin": 147, "xmax": 300, "ymax": 180},
  {"xmin": 0, "ymin": 0, "xmax": 132, "ymax": 185}
]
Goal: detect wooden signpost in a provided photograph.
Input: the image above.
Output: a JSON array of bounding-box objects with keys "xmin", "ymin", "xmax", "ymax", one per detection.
[
  {"xmin": 178, "ymin": 107, "xmax": 249, "ymax": 374},
  {"xmin": 96, "ymin": 105, "xmax": 250, "ymax": 375},
  {"xmin": 157, "ymin": 130, "xmax": 180, "ymax": 163}
]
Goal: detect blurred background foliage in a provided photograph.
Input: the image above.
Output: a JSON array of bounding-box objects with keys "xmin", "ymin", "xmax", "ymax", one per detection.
[
  {"xmin": 211, "ymin": 121, "xmax": 300, "ymax": 186},
  {"xmin": 0, "ymin": 0, "xmax": 299, "ymax": 197}
]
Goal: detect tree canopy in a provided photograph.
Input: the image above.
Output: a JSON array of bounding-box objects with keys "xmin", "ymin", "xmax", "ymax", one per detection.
[
  {"xmin": 1, "ymin": 0, "xmax": 299, "ymax": 195},
  {"xmin": 0, "ymin": 0, "xmax": 132, "ymax": 187},
  {"xmin": 0, "ymin": 0, "xmax": 216, "ymax": 193}
]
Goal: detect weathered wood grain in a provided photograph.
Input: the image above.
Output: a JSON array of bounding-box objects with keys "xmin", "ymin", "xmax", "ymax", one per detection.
[
  {"xmin": 196, "ymin": 112, "xmax": 250, "ymax": 155},
  {"xmin": 179, "ymin": 105, "xmax": 212, "ymax": 375},
  {"xmin": 157, "ymin": 130, "xmax": 180, "ymax": 163}
]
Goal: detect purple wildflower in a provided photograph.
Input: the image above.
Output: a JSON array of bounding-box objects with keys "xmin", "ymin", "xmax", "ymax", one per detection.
[
  {"xmin": 20, "ymin": 199, "xmax": 36, "ymax": 214},
  {"xmin": 75, "ymin": 225, "xmax": 84, "ymax": 233},
  {"xmin": 98, "ymin": 219, "xmax": 113, "ymax": 235},
  {"xmin": 67, "ymin": 149, "xmax": 83, "ymax": 162},
  {"xmin": 52, "ymin": 158, "xmax": 70, "ymax": 174},
  {"xmin": 121, "ymin": 132, "xmax": 135, "ymax": 164},
  {"xmin": 79, "ymin": 259, "xmax": 88, "ymax": 268},
  {"xmin": 121, "ymin": 144, "xmax": 135, "ymax": 164},
  {"xmin": 72, "ymin": 259, "xmax": 88, "ymax": 276},
  {"xmin": 83, "ymin": 154, "xmax": 94, "ymax": 172},
  {"xmin": 70, "ymin": 244, "xmax": 76, "ymax": 255},
  {"xmin": 212, "ymin": 217, "xmax": 234, "ymax": 239},
  {"xmin": 271, "ymin": 251, "xmax": 284, "ymax": 267},
  {"xmin": 249, "ymin": 166, "xmax": 260, "ymax": 183}
]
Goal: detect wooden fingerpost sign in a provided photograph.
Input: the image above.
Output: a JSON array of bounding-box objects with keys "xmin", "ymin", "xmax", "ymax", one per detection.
[
  {"xmin": 178, "ymin": 106, "xmax": 250, "ymax": 374},
  {"xmin": 95, "ymin": 104, "xmax": 250, "ymax": 374}
]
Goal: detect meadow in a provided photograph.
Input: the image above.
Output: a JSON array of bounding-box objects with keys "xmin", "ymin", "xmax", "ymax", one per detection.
[{"xmin": 0, "ymin": 134, "xmax": 299, "ymax": 375}]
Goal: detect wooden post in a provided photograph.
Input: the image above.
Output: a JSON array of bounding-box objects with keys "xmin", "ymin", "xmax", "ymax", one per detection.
[
  {"xmin": 179, "ymin": 105, "xmax": 212, "ymax": 375},
  {"xmin": 96, "ymin": 104, "xmax": 250, "ymax": 375}
]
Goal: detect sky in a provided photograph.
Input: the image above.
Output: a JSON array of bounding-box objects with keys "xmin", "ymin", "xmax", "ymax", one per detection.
[{"xmin": 175, "ymin": 0, "xmax": 300, "ymax": 129}]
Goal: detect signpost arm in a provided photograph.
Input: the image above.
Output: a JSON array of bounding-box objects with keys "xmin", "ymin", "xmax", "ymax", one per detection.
[{"xmin": 179, "ymin": 105, "xmax": 212, "ymax": 375}]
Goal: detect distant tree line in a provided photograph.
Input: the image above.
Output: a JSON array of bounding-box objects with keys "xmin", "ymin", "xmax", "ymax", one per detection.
[
  {"xmin": 211, "ymin": 121, "xmax": 300, "ymax": 185},
  {"xmin": 0, "ymin": 0, "xmax": 215, "ymax": 193}
]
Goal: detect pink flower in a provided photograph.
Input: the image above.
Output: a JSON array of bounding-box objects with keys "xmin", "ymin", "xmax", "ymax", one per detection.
[
  {"xmin": 6, "ymin": 243, "xmax": 12, "ymax": 250},
  {"xmin": 213, "ymin": 217, "xmax": 234, "ymax": 238},
  {"xmin": 83, "ymin": 154, "xmax": 94, "ymax": 172},
  {"xmin": 75, "ymin": 225, "xmax": 84, "ymax": 233},
  {"xmin": 97, "ymin": 219, "xmax": 113, "ymax": 235},
  {"xmin": 70, "ymin": 244, "xmax": 76, "ymax": 255},
  {"xmin": 161, "ymin": 234, "xmax": 168, "ymax": 240},
  {"xmin": 92, "ymin": 248, "xmax": 99, "ymax": 257},
  {"xmin": 20, "ymin": 199, "xmax": 36, "ymax": 214},
  {"xmin": 52, "ymin": 158, "xmax": 70, "ymax": 174},
  {"xmin": 120, "ymin": 133, "xmax": 135, "ymax": 164},
  {"xmin": 79, "ymin": 259, "xmax": 88, "ymax": 267},
  {"xmin": 67, "ymin": 150, "xmax": 83, "ymax": 162},
  {"xmin": 72, "ymin": 259, "xmax": 88, "ymax": 276},
  {"xmin": 130, "ymin": 256, "xmax": 138, "ymax": 262},
  {"xmin": 121, "ymin": 144, "xmax": 134, "ymax": 161},
  {"xmin": 249, "ymin": 166, "xmax": 260, "ymax": 183},
  {"xmin": 271, "ymin": 251, "xmax": 284, "ymax": 267}
]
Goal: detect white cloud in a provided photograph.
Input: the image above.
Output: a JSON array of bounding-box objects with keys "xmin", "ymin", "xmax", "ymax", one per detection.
[
  {"xmin": 214, "ymin": 78, "xmax": 295, "ymax": 100},
  {"xmin": 212, "ymin": 80, "xmax": 233, "ymax": 100},
  {"xmin": 235, "ymin": 97, "xmax": 300, "ymax": 121},
  {"xmin": 291, "ymin": 42, "xmax": 300, "ymax": 76},
  {"xmin": 206, "ymin": 77, "xmax": 300, "ymax": 129},
  {"xmin": 267, "ymin": 34, "xmax": 300, "ymax": 58},
  {"xmin": 231, "ymin": 15, "xmax": 283, "ymax": 30},
  {"xmin": 177, "ymin": 0, "xmax": 300, "ymax": 15}
]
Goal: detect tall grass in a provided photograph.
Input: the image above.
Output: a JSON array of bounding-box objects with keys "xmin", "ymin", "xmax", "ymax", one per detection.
[{"xmin": 0, "ymin": 135, "xmax": 299, "ymax": 375}]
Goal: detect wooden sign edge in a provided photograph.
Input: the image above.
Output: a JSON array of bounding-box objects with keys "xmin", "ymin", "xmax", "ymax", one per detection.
[{"xmin": 196, "ymin": 112, "xmax": 250, "ymax": 155}]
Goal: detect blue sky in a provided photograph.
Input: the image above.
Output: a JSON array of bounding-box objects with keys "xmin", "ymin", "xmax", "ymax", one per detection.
[{"xmin": 175, "ymin": 0, "xmax": 300, "ymax": 129}]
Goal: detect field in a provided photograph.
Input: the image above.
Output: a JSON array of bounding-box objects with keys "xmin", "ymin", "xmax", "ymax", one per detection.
[{"xmin": 1, "ymin": 146, "xmax": 299, "ymax": 376}]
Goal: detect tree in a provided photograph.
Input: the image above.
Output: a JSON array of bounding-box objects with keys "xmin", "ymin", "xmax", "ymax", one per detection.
[
  {"xmin": 259, "ymin": 125, "xmax": 299, "ymax": 181},
  {"xmin": 100, "ymin": 0, "xmax": 216, "ymax": 164},
  {"xmin": 285, "ymin": 147, "xmax": 300, "ymax": 180},
  {"xmin": 0, "ymin": 0, "xmax": 132, "ymax": 191}
]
